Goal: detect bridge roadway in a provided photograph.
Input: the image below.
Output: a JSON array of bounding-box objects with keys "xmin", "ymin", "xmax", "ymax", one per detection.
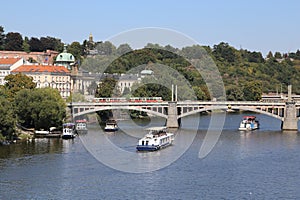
[{"xmin": 69, "ymin": 100, "xmax": 300, "ymax": 130}]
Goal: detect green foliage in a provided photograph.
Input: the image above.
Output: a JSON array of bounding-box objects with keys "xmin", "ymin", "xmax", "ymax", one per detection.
[
  {"xmin": 242, "ymin": 81, "xmax": 262, "ymax": 101},
  {"xmin": 132, "ymin": 83, "xmax": 171, "ymax": 101},
  {"xmin": 14, "ymin": 88, "xmax": 66, "ymax": 130},
  {"xmin": 0, "ymin": 95, "xmax": 15, "ymax": 139},
  {"xmin": 96, "ymin": 41, "xmax": 116, "ymax": 55},
  {"xmin": 4, "ymin": 73, "xmax": 36, "ymax": 100},
  {"xmin": 226, "ymin": 85, "xmax": 244, "ymax": 101},
  {"xmin": 4, "ymin": 32, "xmax": 23, "ymax": 51},
  {"xmin": 95, "ymin": 77, "xmax": 119, "ymax": 97},
  {"xmin": 274, "ymin": 52, "xmax": 282, "ymax": 59},
  {"xmin": 28, "ymin": 37, "xmax": 43, "ymax": 52},
  {"xmin": 0, "ymin": 26, "xmax": 5, "ymax": 50},
  {"xmin": 22, "ymin": 36, "xmax": 30, "ymax": 53},
  {"xmin": 68, "ymin": 41, "xmax": 83, "ymax": 61},
  {"xmin": 213, "ymin": 42, "xmax": 239, "ymax": 63},
  {"xmin": 116, "ymin": 43, "xmax": 133, "ymax": 55}
]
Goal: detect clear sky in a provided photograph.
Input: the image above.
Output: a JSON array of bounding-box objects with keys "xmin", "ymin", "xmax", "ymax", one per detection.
[{"xmin": 1, "ymin": 0, "xmax": 300, "ymax": 55}]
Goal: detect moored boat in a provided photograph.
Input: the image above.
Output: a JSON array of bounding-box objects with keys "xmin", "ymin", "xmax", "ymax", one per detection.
[
  {"xmin": 104, "ymin": 120, "xmax": 118, "ymax": 132},
  {"xmin": 136, "ymin": 127, "xmax": 174, "ymax": 151},
  {"xmin": 238, "ymin": 116, "xmax": 259, "ymax": 131},
  {"xmin": 62, "ymin": 123, "xmax": 76, "ymax": 139}
]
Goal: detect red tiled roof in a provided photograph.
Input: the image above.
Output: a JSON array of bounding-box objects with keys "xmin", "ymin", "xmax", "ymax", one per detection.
[
  {"xmin": 12, "ymin": 65, "xmax": 70, "ymax": 73},
  {"xmin": 0, "ymin": 58, "xmax": 22, "ymax": 65}
]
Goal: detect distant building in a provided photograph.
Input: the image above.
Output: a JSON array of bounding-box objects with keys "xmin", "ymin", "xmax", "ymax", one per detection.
[
  {"xmin": 12, "ymin": 64, "xmax": 72, "ymax": 98},
  {"xmin": 0, "ymin": 57, "xmax": 24, "ymax": 85},
  {"xmin": 0, "ymin": 50, "xmax": 58, "ymax": 64},
  {"xmin": 140, "ymin": 69, "xmax": 154, "ymax": 78},
  {"xmin": 117, "ymin": 74, "xmax": 139, "ymax": 93}
]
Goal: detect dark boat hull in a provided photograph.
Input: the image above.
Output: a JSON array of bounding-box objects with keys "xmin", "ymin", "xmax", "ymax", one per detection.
[{"xmin": 61, "ymin": 134, "xmax": 76, "ymax": 139}]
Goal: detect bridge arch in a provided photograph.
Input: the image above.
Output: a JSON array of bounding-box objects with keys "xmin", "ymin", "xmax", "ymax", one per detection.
[
  {"xmin": 72, "ymin": 106, "xmax": 168, "ymax": 119},
  {"xmin": 178, "ymin": 106, "xmax": 284, "ymax": 121}
]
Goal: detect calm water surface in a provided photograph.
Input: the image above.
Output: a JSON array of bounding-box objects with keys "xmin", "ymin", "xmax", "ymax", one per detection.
[{"xmin": 1, "ymin": 113, "xmax": 300, "ymax": 199}]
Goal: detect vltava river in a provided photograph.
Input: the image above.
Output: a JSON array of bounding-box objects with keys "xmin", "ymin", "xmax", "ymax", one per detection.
[{"xmin": 1, "ymin": 113, "xmax": 300, "ymax": 199}]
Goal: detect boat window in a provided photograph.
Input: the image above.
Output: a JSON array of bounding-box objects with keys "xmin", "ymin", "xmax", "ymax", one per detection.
[
  {"xmin": 142, "ymin": 141, "xmax": 144, "ymax": 145},
  {"xmin": 146, "ymin": 141, "xmax": 149, "ymax": 145}
]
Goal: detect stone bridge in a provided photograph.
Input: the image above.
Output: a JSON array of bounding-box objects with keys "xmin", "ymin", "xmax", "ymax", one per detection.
[{"xmin": 68, "ymin": 100, "xmax": 300, "ymax": 130}]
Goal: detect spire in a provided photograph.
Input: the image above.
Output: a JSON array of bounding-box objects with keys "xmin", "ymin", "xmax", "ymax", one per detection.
[
  {"xmin": 63, "ymin": 44, "xmax": 67, "ymax": 53},
  {"xmin": 89, "ymin": 33, "xmax": 93, "ymax": 43}
]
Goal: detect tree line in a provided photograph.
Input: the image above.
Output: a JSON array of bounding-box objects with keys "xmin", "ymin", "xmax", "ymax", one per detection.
[{"xmin": 89, "ymin": 42, "xmax": 300, "ymax": 101}]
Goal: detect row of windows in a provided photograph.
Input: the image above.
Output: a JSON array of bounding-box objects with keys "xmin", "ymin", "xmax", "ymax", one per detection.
[
  {"xmin": 0, "ymin": 71, "xmax": 10, "ymax": 75},
  {"xmin": 119, "ymin": 82, "xmax": 132, "ymax": 87},
  {"xmin": 33, "ymin": 76, "xmax": 70, "ymax": 82}
]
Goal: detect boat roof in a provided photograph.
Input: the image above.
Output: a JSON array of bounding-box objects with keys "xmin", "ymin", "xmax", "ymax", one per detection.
[
  {"xmin": 76, "ymin": 119, "xmax": 87, "ymax": 123},
  {"xmin": 243, "ymin": 116, "xmax": 256, "ymax": 119},
  {"xmin": 146, "ymin": 126, "xmax": 167, "ymax": 131},
  {"xmin": 63, "ymin": 123, "xmax": 75, "ymax": 126}
]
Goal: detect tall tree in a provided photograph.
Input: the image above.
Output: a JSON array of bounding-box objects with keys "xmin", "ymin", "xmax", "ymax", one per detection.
[
  {"xmin": 0, "ymin": 26, "xmax": 5, "ymax": 50},
  {"xmin": 0, "ymin": 95, "xmax": 15, "ymax": 140},
  {"xmin": 96, "ymin": 41, "xmax": 116, "ymax": 55},
  {"xmin": 22, "ymin": 36, "xmax": 30, "ymax": 53},
  {"xmin": 28, "ymin": 37, "xmax": 43, "ymax": 52},
  {"xmin": 116, "ymin": 43, "xmax": 133, "ymax": 55},
  {"xmin": 274, "ymin": 52, "xmax": 282, "ymax": 59},
  {"xmin": 4, "ymin": 73, "xmax": 36, "ymax": 100},
  {"xmin": 4, "ymin": 32, "xmax": 23, "ymax": 51},
  {"xmin": 267, "ymin": 51, "xmax": 273, "ymax": 59},
  {"xmin": 95, "ymin": 77, "xmax": 119, "ymax": 97},
  {"xmin": 67, "ymin": 41, "xmax": 83, "ymax": 61},
  {"xmin": 14, "ymin": 88, "xmax": 66, "ymax": 130}
]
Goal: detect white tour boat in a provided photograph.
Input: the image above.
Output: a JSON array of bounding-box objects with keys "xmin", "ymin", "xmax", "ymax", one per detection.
[
  {"xmin": 136, "ymin": 127, "xmax": 175, "ymax": 151},
  {"xmin": 62, "ymin": 123, "xmax": 76, "ymax": 139},
  {"xmin": 238, "ymin": 116, "xmax": 259, "ymax": 131},
  {"xmin": 104, "ymin": 120, "xmax": 118, "ymax": 132},
  {"xmin": 75, "ymin": 119, "xmax": 88, "ymax": 134}
]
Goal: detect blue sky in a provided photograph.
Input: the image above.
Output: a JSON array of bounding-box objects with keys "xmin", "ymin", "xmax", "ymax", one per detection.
[{"xmin": 1, "ymin": 0, "xmax": 300, "ymax": 55}]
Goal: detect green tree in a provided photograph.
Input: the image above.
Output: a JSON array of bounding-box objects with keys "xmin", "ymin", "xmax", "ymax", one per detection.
[
  {"xmin": 22, "ymin": 36, "xmax": 30, "ymax": 53},
  {"xmin": 87, "ymin": 81, "xmax": 98, "ymax": 95},
  {"xmin": 226, "ymin": 85, "xmax": 244, "ymax": 101},
  {"xmin": 192, "ymin": 86, "xmax": 206, "ymax": 100},
  {"xmin": 28, "ymin": 37, "xmax": 43, "ymax": 52},
  {"xmin": 4, "ymin": 32, "xmax": 23, "ymax": 51},
  {"xmin": 4, "ymin": 73, "xmax": 36, "ymax": 100},
  {"xmin": 0, "ymin": 26, "xmax": 5, "ymax": 50},
  {"xmin": 67, "ymin": 41, "xmax": 83, "ymax": 61},
  {"xmin": 122, "ymin": 87, "xmax": 131, "ymax": 96},
  {"xmin": 132, "ymin": 83, "xmax": 171, "ymax": 101},
  {"xmin": 116, "ymin": 43, "xmax": 133, "ymax": 55},
  {"xmin": 14, "ymin": 88, "xmax": 66, "ymax": 130},
  {"xmin": 0, "ymin": 95, "xmax": 15, "ymax": 140},
  {"xmin": 242, "ymin": 81, "xmax": 262, "ymax": 101},
  {"xmin": 274, "ymin": 52, "xmax": 282, "ymax": 59},
  {"xmin": 96, "ymin": 41, "xmax": 116, "ymax": 55},
  {"xmin": 213, "ymin": 42, "xmax": 238, "ymax": 63},
  {"xmin": 267, "ymin": 51, "xmax": 273, "ymax": 59},
  {"xmin": 95, "ymin": 77, "xmax": 119, "ymax": 97}
]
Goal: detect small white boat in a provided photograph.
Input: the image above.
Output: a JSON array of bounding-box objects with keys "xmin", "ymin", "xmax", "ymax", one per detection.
[
  {"xmin": 75, "ymin": 119, "xmax": 88, "ymax": 134},
  {"xmin": 104, "ymin": 120, "xmax": 118, "ymax": 132},
  {"xmin": 62, "ymin": 123, "xmax": 76, "ymax": 139},
  {"xmin": 238, "ymin": 116, "xmax": 259, "ymax": 131},
  {"xmin": 136, "ymin": 127, "xmax": 174, "ymax": 151}
]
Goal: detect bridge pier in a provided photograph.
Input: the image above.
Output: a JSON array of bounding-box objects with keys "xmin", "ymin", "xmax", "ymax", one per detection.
[
  {"xmin": 166, "ymin": 102, "xmax": 179, "ymax": 128},
  {"xmin": 282, "ymin": 102, "xmax": 298, "ymax": 131}
]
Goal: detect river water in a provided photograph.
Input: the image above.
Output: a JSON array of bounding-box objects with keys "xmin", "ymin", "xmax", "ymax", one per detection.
[{"xmin": 1, "ymin": 113, "xmax": 300, "ymax": 199}]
